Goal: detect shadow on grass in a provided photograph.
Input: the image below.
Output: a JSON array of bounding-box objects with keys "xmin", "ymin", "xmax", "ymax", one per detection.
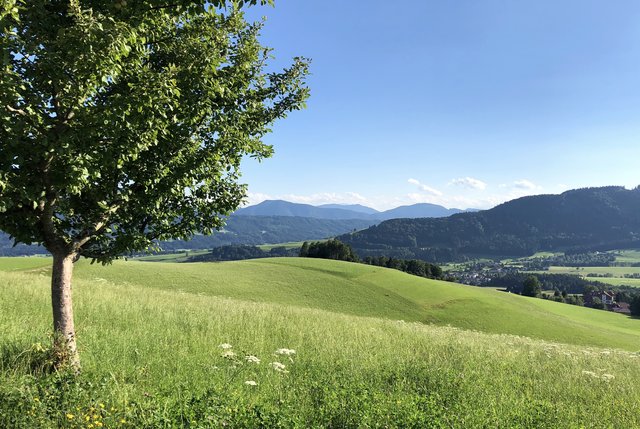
[{"xmin": 0, "ymin": 340, "xmax": 56, "ymax": 376}]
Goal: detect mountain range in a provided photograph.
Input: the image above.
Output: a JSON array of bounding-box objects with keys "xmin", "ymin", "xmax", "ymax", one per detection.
[
  {"xmin": 235, "ymin": 200, "xmax": 471, "ymax": 220},
  {"xmin": 339, "ymin": 186, "xmax": 640, "ymax": 262}
]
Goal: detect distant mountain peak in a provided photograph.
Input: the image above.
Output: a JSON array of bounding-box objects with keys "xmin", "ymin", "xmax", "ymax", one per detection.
[{"xmin": 236, "ymin": 200, "xmax": 472, "ymax": 220}]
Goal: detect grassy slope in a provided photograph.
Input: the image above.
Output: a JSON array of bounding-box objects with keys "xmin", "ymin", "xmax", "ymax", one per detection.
[
  {"xmin": 1, "ymin": 264, "xmax": 640, "ymax": 428},
  {"xmin": 68, "ymin": 257, "xmax": 640, "ymax": 351},
  {"xmin": 0, "ymin": 256, "xmax": 51, "ymax": 271}
]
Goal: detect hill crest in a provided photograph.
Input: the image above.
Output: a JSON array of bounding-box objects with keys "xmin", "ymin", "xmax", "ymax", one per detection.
[{"xmin": 339, "ymin": 186, "xmax": 640, "ymax": 261}]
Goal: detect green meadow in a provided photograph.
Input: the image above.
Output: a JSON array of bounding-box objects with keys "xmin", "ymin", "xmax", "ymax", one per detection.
[
  {"xmin": 546, "ymin": 266, "xmax": 640, "ymax": 276},
  {"xmin": 586, "ymin": 277, "xmax": 640, "ymax": 288},
  {"xmin": 613, "ymin": 249, "xmax": 640, "ymax": 264},
  {"xmin": 0, "ymin": 256, "xmax": 51, "ymax": 271},
  {"xmin": 1, "ymin": 257, "xmax": 640, "ymax": 427},
  {"xmin": 257, "ymin": 241, "xmax": 308, "ymax": 251}
]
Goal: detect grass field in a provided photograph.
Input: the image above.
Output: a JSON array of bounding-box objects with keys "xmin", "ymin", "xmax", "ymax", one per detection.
[
  {"xmin": 2, "ymin": 257, "xmax": 640, "ymax": 427},
  {"xmin": 257, "ymin": 241, "xmax": 307, "ymax": 251},
  {"xmin": 0, "ymin": 256, "xmax": 51, "ymax": 271},
  {"xmin": 586, "ymin": 277, "xmax": 640, "ymax": 288},
  {"xmin": 544, "ymin": 266, "xmax": 640, "ymax": 276},
  {"xmin": 68, "ymin": 258, "xmax": 640, "ymax": 351},
  {"xmin": 613, "ymin": 249, "xmax": 640, "ymax": 264}
]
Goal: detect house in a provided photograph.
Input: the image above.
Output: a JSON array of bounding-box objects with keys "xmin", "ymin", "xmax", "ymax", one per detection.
[
  {"xmin": 584, "ymin": 290, "xmax": 616, "ymax": 307},
  {"xmin": 612, "ymin": 302, "xmax": 631, "ymax": 315}
]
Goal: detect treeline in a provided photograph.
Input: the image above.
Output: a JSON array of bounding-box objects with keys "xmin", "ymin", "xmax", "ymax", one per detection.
[
  {"xmin": 507, "ymin": 274, "xmax": 640, "ymax": 315},
  {"xmin": 299, "ymin": 240, "xmax": 358, "ymax": 262},
  {"xmin": 485, "ymin": 273, "xmax": 609, "ymax": 294},
  {"xmin": 299, "ymin": 239, "xmax": 444, "ymax": 280},
  {"xmin": 362, "ymin": 256, "xmax": 443, "ymax": 279},
  {"xmin": 524, "ymin": 253, "xmax": 616, "ymax": 269},
  {"xmin": 187, "ymin": 245, "xmax": 298, "ymax": 262}
]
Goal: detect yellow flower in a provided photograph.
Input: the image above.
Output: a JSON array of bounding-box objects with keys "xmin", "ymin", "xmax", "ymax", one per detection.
[
  {"xmin": 66, "ymin": 413, "xmax": 75, "ymax": 420},
  {"xmin": 85, "ymin": 415, "xmax": 91, "ymax": 421},
  {"xmin": 96, "ymin": 423, "xmax": 103, "ymax": 427},
  {"xmin": 120, "ymin": 419, "xmax": 126, "ymax": 424},
  {"xmin": 99, "ymin": 403, "xmax": 105, "ymax": 409}
]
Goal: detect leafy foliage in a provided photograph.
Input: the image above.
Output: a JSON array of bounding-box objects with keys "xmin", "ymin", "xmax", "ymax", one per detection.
[
  {"xmin": 631, "ymin": 295, "xmax": 640, "ymax": 317},
  {"xmin": 186, "ymin": 244, "xmax": 297, "ymax": 262},
  {"xmin": 0, "ymin": 1, "xmax": 309, "ymax": 261},
  {"xmin": 299, "ymin": 239, "xmax": 358, "ymax": 262},
  {"xmin": 521, "ymin": 275, "xmax": 541, "ymax": 297},
  {"xmin": 486, "ymin": 273, "xmax": 608, "ymax": 295}
]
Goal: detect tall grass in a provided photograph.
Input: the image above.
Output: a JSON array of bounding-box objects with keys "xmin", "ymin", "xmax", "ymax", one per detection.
[
  {"xmin": 71, "ymin": 258, "xmax": 640, "ymax": 351},
  {"xmin": 1, "ymin": 266, "xmax": 640, "ymax": 428}
]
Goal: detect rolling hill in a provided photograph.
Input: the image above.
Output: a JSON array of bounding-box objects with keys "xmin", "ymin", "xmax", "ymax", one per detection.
[
  {"xmin": 2, "ymin": 257, "xmax": 639, "ymax": 427},
  {"xmin": 339, "ymin": 186, "xmax": 640, "ymax": 262},
  {"xmin": 69, "ymin": 257, "xmax": 640, "ymax": 350}
]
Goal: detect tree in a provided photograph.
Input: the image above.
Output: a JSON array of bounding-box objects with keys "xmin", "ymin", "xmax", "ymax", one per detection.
[
  {"xmin": 591, "ymin": 297, "xmax": 605, "ymax": 310},
  {"xmin": 521, "ymin": 275, "xmax": 541, "ymax": 297},
  {"xmin": 302, "ymin": 239, "xmax": 358, "ymax": 262},
  {"xmin": 630, "ymin": 295, "xmax": 640, "ymax": 317},
  {"xmin": 0, "ymin": 1, "xmax": 309, "ymax": 369},
  {"xmin": 299, "ymin": 241, "xmax": 309, "ymax": 257}
]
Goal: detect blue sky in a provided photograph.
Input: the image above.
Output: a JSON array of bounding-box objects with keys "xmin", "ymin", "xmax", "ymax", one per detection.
[{"xmin": 240, "ymin": 0, "xmax": 640, "ymax": 210}]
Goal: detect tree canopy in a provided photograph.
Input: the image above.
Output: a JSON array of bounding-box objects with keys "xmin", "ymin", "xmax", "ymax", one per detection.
[
  {"xmin": 522, "ymin": 275, "xmax": 542, "ymax": 297},
  {"xmin": 0, "ymin": 0, "xmax": 308, "ymax": 368},
  {"xmin": 1, "ymin": 0, "xmax": 309, "ymax": 262}
]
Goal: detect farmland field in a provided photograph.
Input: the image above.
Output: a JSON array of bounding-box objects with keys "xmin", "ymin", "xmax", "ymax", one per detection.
[
  {"xmin": 546, "ymin": 266, "xmax": 640, "ymax": 276},
  {"xmin": 2, "ymin": 257, "xmax": 640, "ymax": 427},
  {"xmin": 586, "ymin": 277, "xmax": 640, "ymax": 288},
  {"xmin": 0, "ymin": 256, "xmax": 51, "ymax": 272},
  {"xmin": 613, "ymin": 249, "xmax": 640, "ymax": 264},
  {"xmin": 257, "ymin": 241, "xmax": 307, "ymax": 251}
]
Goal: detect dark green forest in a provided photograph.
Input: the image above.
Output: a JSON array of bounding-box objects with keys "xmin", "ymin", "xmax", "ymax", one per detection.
[{"xmin": 340, "ymin": 186, "xmax": 640, "ymax": 262}]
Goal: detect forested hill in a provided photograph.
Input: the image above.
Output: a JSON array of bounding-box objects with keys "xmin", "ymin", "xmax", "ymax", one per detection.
[
  {"xmin": 339, "ymin": 186, "xmax": 640, "ymax": 262},
  {"xmin": 0, "ymin": 216, "xmax": 375, "ymax": 256}
]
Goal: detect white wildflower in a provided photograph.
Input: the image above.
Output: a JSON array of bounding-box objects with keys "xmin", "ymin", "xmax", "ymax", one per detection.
[
  {"xmin": 275, "ymin": 348, "xmax": 296, "ymax": 356},
  {"xmin": 601, "ymin": 373, "xmax": 615, "ymax": 381},
  {"xmin": 244, "ymin": 380, "xmax": 258, "ymax": 386},
  {"xmin": 582, "ymin": 370, "xmax": 599, "ymax": 378},
  {"xmin": 221, "ymin": 350, "xmax": 236, "ymax": 359},
  {"xmin": 219, "ymin": 343, "xmax": 233, "ymax": 350},
  {"xmin": 270, "ymin": 361, "xmax": 289, "ymax": 373},
  {"xmin": 245, "ymin": 355, "xmax": 261, "ymax": 364}
]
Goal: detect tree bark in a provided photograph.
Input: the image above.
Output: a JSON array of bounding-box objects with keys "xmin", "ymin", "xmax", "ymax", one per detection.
[{"xmin": 51, "ymin": 251, "xmax": 80, "ymax": 371}]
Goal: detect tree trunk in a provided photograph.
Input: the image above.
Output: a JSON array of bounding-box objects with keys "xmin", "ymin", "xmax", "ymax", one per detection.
[{"xmin": 51, "ymin": 251, "xmax": 80, "ymax": 371}]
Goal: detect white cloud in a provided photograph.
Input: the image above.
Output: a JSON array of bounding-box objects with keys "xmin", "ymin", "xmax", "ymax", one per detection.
[
  {"xmin": 244, "ymin": 192, "xmax": 272, "ymax": 206},
  {"xmin": 513, "ymin": 179, "xmax": 539, "ymax": 190},
  {"xmin": 449, "ymin": 177, "xmax": 487, "ymax": 190},
  {"xmin": 407, "ymin": 178, "xmax": 443, "ymax": 196}
]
